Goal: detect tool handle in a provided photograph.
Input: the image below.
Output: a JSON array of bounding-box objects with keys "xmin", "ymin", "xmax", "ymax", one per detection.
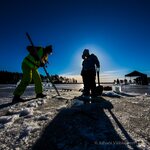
[
  {"xmin": 26, "ymin": 32, "xmax": 60, "ymax": 96},
  {"xmin": 97, "ymin": 71, "xmax": 100, "ymax": 85}
]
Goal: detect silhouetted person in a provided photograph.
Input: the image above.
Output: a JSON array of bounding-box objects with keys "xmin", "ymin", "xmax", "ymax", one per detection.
[
  {"xmin": 117, "ymin": 79, "xmax": 120, "ymax": 84},
  {"xmin": 81, "ymin": 49, "xmax": 100, "ymax": 99},
  {"xmin": 12, "ymin": 45, "xmax": 52, "ymax": 103}
]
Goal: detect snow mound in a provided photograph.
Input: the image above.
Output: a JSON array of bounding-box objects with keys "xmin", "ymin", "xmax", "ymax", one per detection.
[
  {"xmin": 0, "ymin": 114, "xmax": 20, "ymax": 127},
  {"xmin": 71, "ymin": 99, "xmax": 84, "ymax": 106},
  {"xmin": 19, "ymin": 108, "xmax": 34, "ymax": 117},
  {"xmin": 102, "ymin": 91, "xmax": 121, "ymax": 97}
]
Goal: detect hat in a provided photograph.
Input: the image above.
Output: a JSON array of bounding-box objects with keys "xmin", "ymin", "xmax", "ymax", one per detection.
[
  {"xmin": 83, "ymin": 49, "xmax": 89, "ymax": 56},
  {"xmin": 44, "ymin": 45, "xmax": 52, "ymax": 54}
]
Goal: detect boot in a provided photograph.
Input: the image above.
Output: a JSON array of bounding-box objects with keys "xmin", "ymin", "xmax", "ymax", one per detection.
[
  {"xmin": 36, "ymin": 93, "xmax": 47, "ymax": 98},
  {"xmin": 12, "ymin": 95, "xmax": 24, "ymax": 103}
]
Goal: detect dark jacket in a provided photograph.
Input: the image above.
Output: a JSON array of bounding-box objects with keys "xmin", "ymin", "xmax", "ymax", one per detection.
[{"xmin": 81, "ymin": 54, "xmax": 100, "ymax": 76}]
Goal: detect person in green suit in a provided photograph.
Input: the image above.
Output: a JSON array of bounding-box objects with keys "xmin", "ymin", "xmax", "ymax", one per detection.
[{"xmin": 12, "ymin": 45, "xmax": 52, "ymax": 103}]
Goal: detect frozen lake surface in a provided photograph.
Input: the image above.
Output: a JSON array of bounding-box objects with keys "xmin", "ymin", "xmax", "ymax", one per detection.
[
  {"xmin": 121, "ymin": 84, "xmax": 150, "ymax": 95},
  {"xmin": 1, "ymin": 83, "xmax": 150, "ymax": 99},
  {"xmin": 0, "ymin": 84, "xmax": 149, "ymax": 149}
]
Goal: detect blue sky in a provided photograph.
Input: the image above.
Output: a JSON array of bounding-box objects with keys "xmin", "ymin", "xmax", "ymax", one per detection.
[{"xmin": 0, "ymin": 0, "xmax": 150, "ymax": 82}]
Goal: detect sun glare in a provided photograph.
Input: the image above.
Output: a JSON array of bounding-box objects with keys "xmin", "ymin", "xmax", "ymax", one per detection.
[{"xmin": 62, "ymin": 44, "xmax": 125, "ymax": 83}]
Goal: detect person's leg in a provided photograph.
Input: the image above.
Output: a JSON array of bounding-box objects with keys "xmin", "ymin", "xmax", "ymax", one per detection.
[
  {"xmin": 82, "ymin": 74, "xmax": 90, "ymax": 96},
  {"xmin": 32, "ymin": 69, "xmax": 46, "ymax": 98},
  {"xmin": 90, "ymin": 75, "xmax": 96, "ymax": 97},
  {"xmin": 13, "ymin": 63, "xmax": 32, "ymax": 102},
  {"xmin": 88, "ymin": 71, "xmax": 96, "ymax": 97},
  {"xmin": 82, "ymin": 73, "xmax": 91, "ymax": 104}
]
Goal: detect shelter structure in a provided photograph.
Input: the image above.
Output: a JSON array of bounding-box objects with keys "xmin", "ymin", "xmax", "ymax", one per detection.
[{"xmin": 125, "ymin": 70, "xmax": 148, "ymax": 85}]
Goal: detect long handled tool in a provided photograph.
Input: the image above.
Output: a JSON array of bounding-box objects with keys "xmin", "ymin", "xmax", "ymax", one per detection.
[
  {"xmin": 26, "ymin": 32, "xmax": 60, "ymax": 96},
  {"xmin": 95, "ymin": 70, "xmax": 103, "ymax": 96},
  {"xmin": 97, "ymin": 71, "xmax": 100, "ymax": 85}
]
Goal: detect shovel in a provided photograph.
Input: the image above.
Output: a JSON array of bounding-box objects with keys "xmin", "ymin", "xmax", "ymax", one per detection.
[{"xmin": 95, "ymin": 71, "xmax": 103, "ymax": 96}]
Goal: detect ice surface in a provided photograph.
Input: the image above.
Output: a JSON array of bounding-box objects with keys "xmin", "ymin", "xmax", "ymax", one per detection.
[{"xmin": 0, "ymin": 84, "xmax": 149, "ymax": 149}]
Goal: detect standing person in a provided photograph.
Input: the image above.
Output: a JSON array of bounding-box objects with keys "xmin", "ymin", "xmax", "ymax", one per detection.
[
  {"xmin": 81, "ymin": 49, "xmax": 100, "ymax": 100},
  {"xmin": 12, "ymin": 45, "xmax": 53, "ymax": 103}
]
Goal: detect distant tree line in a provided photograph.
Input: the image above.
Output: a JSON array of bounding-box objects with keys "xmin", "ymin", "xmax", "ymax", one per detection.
[
  {"xmin": 114, "ymin": 77, "xmax": 149, "ymax": 85},
  {"xmin": 0, "ymin": 71, "xmax": 77, "ymax": 84},
  {"xmin": 0, "ymin": 71, "xmax": 22, "ymax": 84}
]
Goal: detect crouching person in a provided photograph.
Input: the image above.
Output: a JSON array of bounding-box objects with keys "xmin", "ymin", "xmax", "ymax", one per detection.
[{"xmin": 12, "ymin": 45, "xmax": 52, "ymax": 103}]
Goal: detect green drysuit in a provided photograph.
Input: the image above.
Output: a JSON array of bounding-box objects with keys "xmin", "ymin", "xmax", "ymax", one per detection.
[{"xmin": 13, "ymin": 47, "xmax": 48, "ymax": 96}]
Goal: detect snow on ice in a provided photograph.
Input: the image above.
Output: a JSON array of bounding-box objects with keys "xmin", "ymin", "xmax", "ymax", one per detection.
[{"xmin": 0, "ymin": 84, "xmax": 149, "ymax": 150}]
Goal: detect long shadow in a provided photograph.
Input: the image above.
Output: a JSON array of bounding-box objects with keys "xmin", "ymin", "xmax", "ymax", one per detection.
[
  {"xmin": 32, "ymin": 97, "xmax": 140, "ymax": 150},
  {"xmin": 108, "ymin": 109, "xmax": 139, "ymax": 150},
  {"xmin": 0, "ymin": 102, "xmax": 13, "ymax": 109},
  {"xmin": 0, "ymin": 97, "xmax": 37, "ymax": 110}
]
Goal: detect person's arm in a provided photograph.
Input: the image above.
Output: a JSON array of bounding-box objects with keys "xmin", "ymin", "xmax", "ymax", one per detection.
[
  {"xmin": 95, "ymin": 57, "xmax": 100, "ymax": 68},
  {"xmin": 40, "ymin": 54, "xmax": 49, "ymax": 67},
  {"xmin": 93, "ymin": 54, "xmax": 100, "ymax": 71}
]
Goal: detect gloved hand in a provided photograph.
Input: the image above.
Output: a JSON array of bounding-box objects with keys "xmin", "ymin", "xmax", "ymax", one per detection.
[{"xmin": 96, "ymin": 67, "xmax": 100, "ymax": 72}]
